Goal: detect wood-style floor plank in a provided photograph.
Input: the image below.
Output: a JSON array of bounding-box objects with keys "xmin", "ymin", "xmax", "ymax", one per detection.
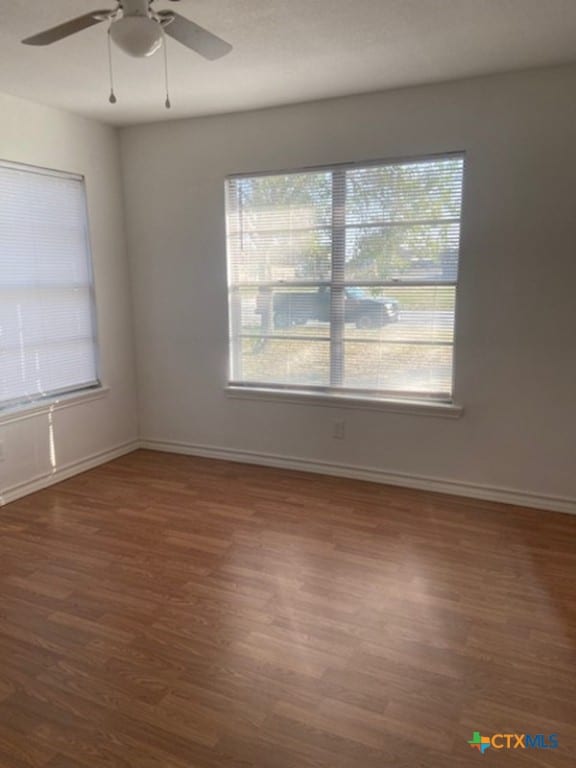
[{"xmin": 1, "ymin": 449, "xmax": 575, "ymax": 767}]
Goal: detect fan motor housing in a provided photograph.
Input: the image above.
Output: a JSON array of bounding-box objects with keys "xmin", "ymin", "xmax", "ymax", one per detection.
[{"xmin": 121, "ymin": 0, "xmax": 151, "ymax": 18}]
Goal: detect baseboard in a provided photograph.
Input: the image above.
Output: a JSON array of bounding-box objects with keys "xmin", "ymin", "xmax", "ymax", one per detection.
[
  {"xmin": 140, "ymin": 438, "xmax": 576, "ymax": 516},
  {"xmin": 4, "ymin": 435, "xmax": 574, "ymax": 516},
  {"xmin": 0, "ymin": 440, "xmax": 140, "ymax": 507}
]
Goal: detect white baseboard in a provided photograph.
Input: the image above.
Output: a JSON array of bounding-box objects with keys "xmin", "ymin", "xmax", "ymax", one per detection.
[
  {"xmin": 0, "ymin": 440, "xmax": 140, "ymax": 507},
  {"xmin": 4, "ymin": 435, "xmax": 574, "ymax": 516},
  {"xmin": 140, "ymin": 438, "xmax": 576, "ymax": 516}
]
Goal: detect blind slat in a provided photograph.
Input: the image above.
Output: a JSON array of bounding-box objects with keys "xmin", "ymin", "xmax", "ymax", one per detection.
[
  {"xmin": 0, "ymin": 162, "xmax": 99, "ymax": 409},
  {"xmin": 226, "ymin": 154, "xmax": 464, "ymax": 401}
]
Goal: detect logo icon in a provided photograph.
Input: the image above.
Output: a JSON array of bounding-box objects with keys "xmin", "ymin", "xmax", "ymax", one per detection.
[
  {"xmin": 469, "ymin": 732, "xmax": 491, "ymax": 754},
  {"xmin": 468, "ymin": 732, "xmax": 558, "ymax": 754}
]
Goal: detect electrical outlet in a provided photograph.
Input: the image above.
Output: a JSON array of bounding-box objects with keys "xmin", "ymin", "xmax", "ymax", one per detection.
[{"xmin": 333, "ymin": 420, "xmax": 346, "ymax": 440}]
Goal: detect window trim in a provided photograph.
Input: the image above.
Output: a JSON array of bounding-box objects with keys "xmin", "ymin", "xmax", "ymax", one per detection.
[
  {"xmin": 225, "ymin": 151, "xmax": 465, "ymax": 407},
  {"xmin": 0, "ymin": 159, "xmax": 102, "ymax": 413},
  {"xmin": 226, "ymin": 385, "xmax": 463, "ymax": 418},
  {"xmin": 0, "ymin": 385, "xmax": 109, "ymax": 426}
]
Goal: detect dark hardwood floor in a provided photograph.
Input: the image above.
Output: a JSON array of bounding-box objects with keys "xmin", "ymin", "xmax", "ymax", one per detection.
[{"xmin": 0, "ymin": 449, "xmax": 575, "ymax": 767}]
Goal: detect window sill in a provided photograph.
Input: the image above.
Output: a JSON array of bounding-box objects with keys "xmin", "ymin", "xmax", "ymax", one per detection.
[
  {"xmin": 226, "ymin": 386, "xmax": 463, "ymax": 418},
  {"xmin": 0, "ymin": 386, "xmax": 110, "ymax": 427}
]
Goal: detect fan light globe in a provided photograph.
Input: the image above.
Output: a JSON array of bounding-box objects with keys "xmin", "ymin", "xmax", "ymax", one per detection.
[{"xmin": 110, "ymin": 16, "xmax": 163, "ymax": 58}]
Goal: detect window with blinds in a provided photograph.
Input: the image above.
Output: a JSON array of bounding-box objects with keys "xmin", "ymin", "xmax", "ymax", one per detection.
[
  {"xmin": 226, "ymin": 153, "xmax": 464, "ymax": 403},
  {"xmin": 0, "ymin": 161, "xmax": 99, "ymax": 411}
]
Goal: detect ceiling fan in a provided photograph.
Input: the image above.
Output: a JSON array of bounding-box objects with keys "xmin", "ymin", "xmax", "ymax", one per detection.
[
  {"xmin": 22, "ymin": 0, "xmax": 232, "ymax": 61},
  {"xmin": 22, "ymin": 0, "xmax": 232, "ymax": 108}
]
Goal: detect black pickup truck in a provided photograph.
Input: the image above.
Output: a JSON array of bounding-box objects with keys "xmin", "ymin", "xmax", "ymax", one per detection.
[{"xmin": 258, "ymin": 287, "xmax": 399, "ymax": 330}]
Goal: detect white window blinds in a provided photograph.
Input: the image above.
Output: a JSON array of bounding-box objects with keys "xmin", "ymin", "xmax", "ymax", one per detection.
[
  {"xmin": 0, "ymin": 161, "xmax": 99, "ymax": 410},
  {"xmin": 226, "ymin": 154, "xmax": 464, "ymax": 403}
]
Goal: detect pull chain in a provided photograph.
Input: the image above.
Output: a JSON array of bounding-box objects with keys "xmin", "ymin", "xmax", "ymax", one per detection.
[
  {"xmin": 163, "ymin": 30, "xmax": 171, "ymax": 109},
  {"xmin": 107, "ymin": 28, "xmax": 117, "ymax": 104}
]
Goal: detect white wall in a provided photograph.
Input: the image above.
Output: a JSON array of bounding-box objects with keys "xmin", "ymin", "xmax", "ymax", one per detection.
[
  {"xmin": 120, "ymin": 64, "xmax": 576, "ymax": 512},
  {"xmin": 0, "ymin": 92, "xmax": 139, "ymax": 502}
]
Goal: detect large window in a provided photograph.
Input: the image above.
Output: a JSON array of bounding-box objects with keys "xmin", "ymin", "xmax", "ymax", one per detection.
[
  {"xmin": 226, "ymin": 153, "xmax": 464, "ymax": 404},
  {"xmin": 0, "ymin": 161, "xmax": 99, "ymax": 410}
]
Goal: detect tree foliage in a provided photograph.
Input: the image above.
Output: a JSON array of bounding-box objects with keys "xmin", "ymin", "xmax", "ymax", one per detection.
[{"xmin": 234, "ymin": 158, "xmax": 463, "ymax": 283}]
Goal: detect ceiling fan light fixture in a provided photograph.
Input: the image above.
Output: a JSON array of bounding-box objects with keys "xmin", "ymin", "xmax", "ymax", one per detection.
[{"xmin": 109, "ymin": 16, "xmax": 163, "ymax": 57}]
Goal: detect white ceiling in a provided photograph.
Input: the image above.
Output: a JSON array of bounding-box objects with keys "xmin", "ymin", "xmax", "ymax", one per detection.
[{"xmin": 1, "ymin": 0, "xmax": 576, "ymax": 126}]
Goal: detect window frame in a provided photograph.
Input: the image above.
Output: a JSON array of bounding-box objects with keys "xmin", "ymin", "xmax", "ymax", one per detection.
[
  {"xmin": 225, "ymin": 152, "xmax": 465, "ymax": 414},
  {"xmin": 0, "ymin": 159, "xmax": 102, "ymax": 415}
]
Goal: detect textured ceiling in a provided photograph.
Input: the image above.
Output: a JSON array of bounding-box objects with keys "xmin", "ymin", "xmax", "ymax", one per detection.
[{"xmin": 1, "ymin": 0, "xmax": 576, "ymax": 125}]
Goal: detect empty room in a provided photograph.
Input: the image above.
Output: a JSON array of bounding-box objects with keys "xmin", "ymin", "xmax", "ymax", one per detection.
[{"xmin": 1, "ymin": 1, "xmax": 575, "ymax": 766}]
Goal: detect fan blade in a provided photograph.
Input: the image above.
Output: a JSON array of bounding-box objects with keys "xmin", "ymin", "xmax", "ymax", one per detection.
[
  {"xmin": 160, "ymin": 12, "xmax": 232, "ymax": 60},
  {"xmin": 22, "ymin": 11, "xmax": 112, "ymax": 46}
]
